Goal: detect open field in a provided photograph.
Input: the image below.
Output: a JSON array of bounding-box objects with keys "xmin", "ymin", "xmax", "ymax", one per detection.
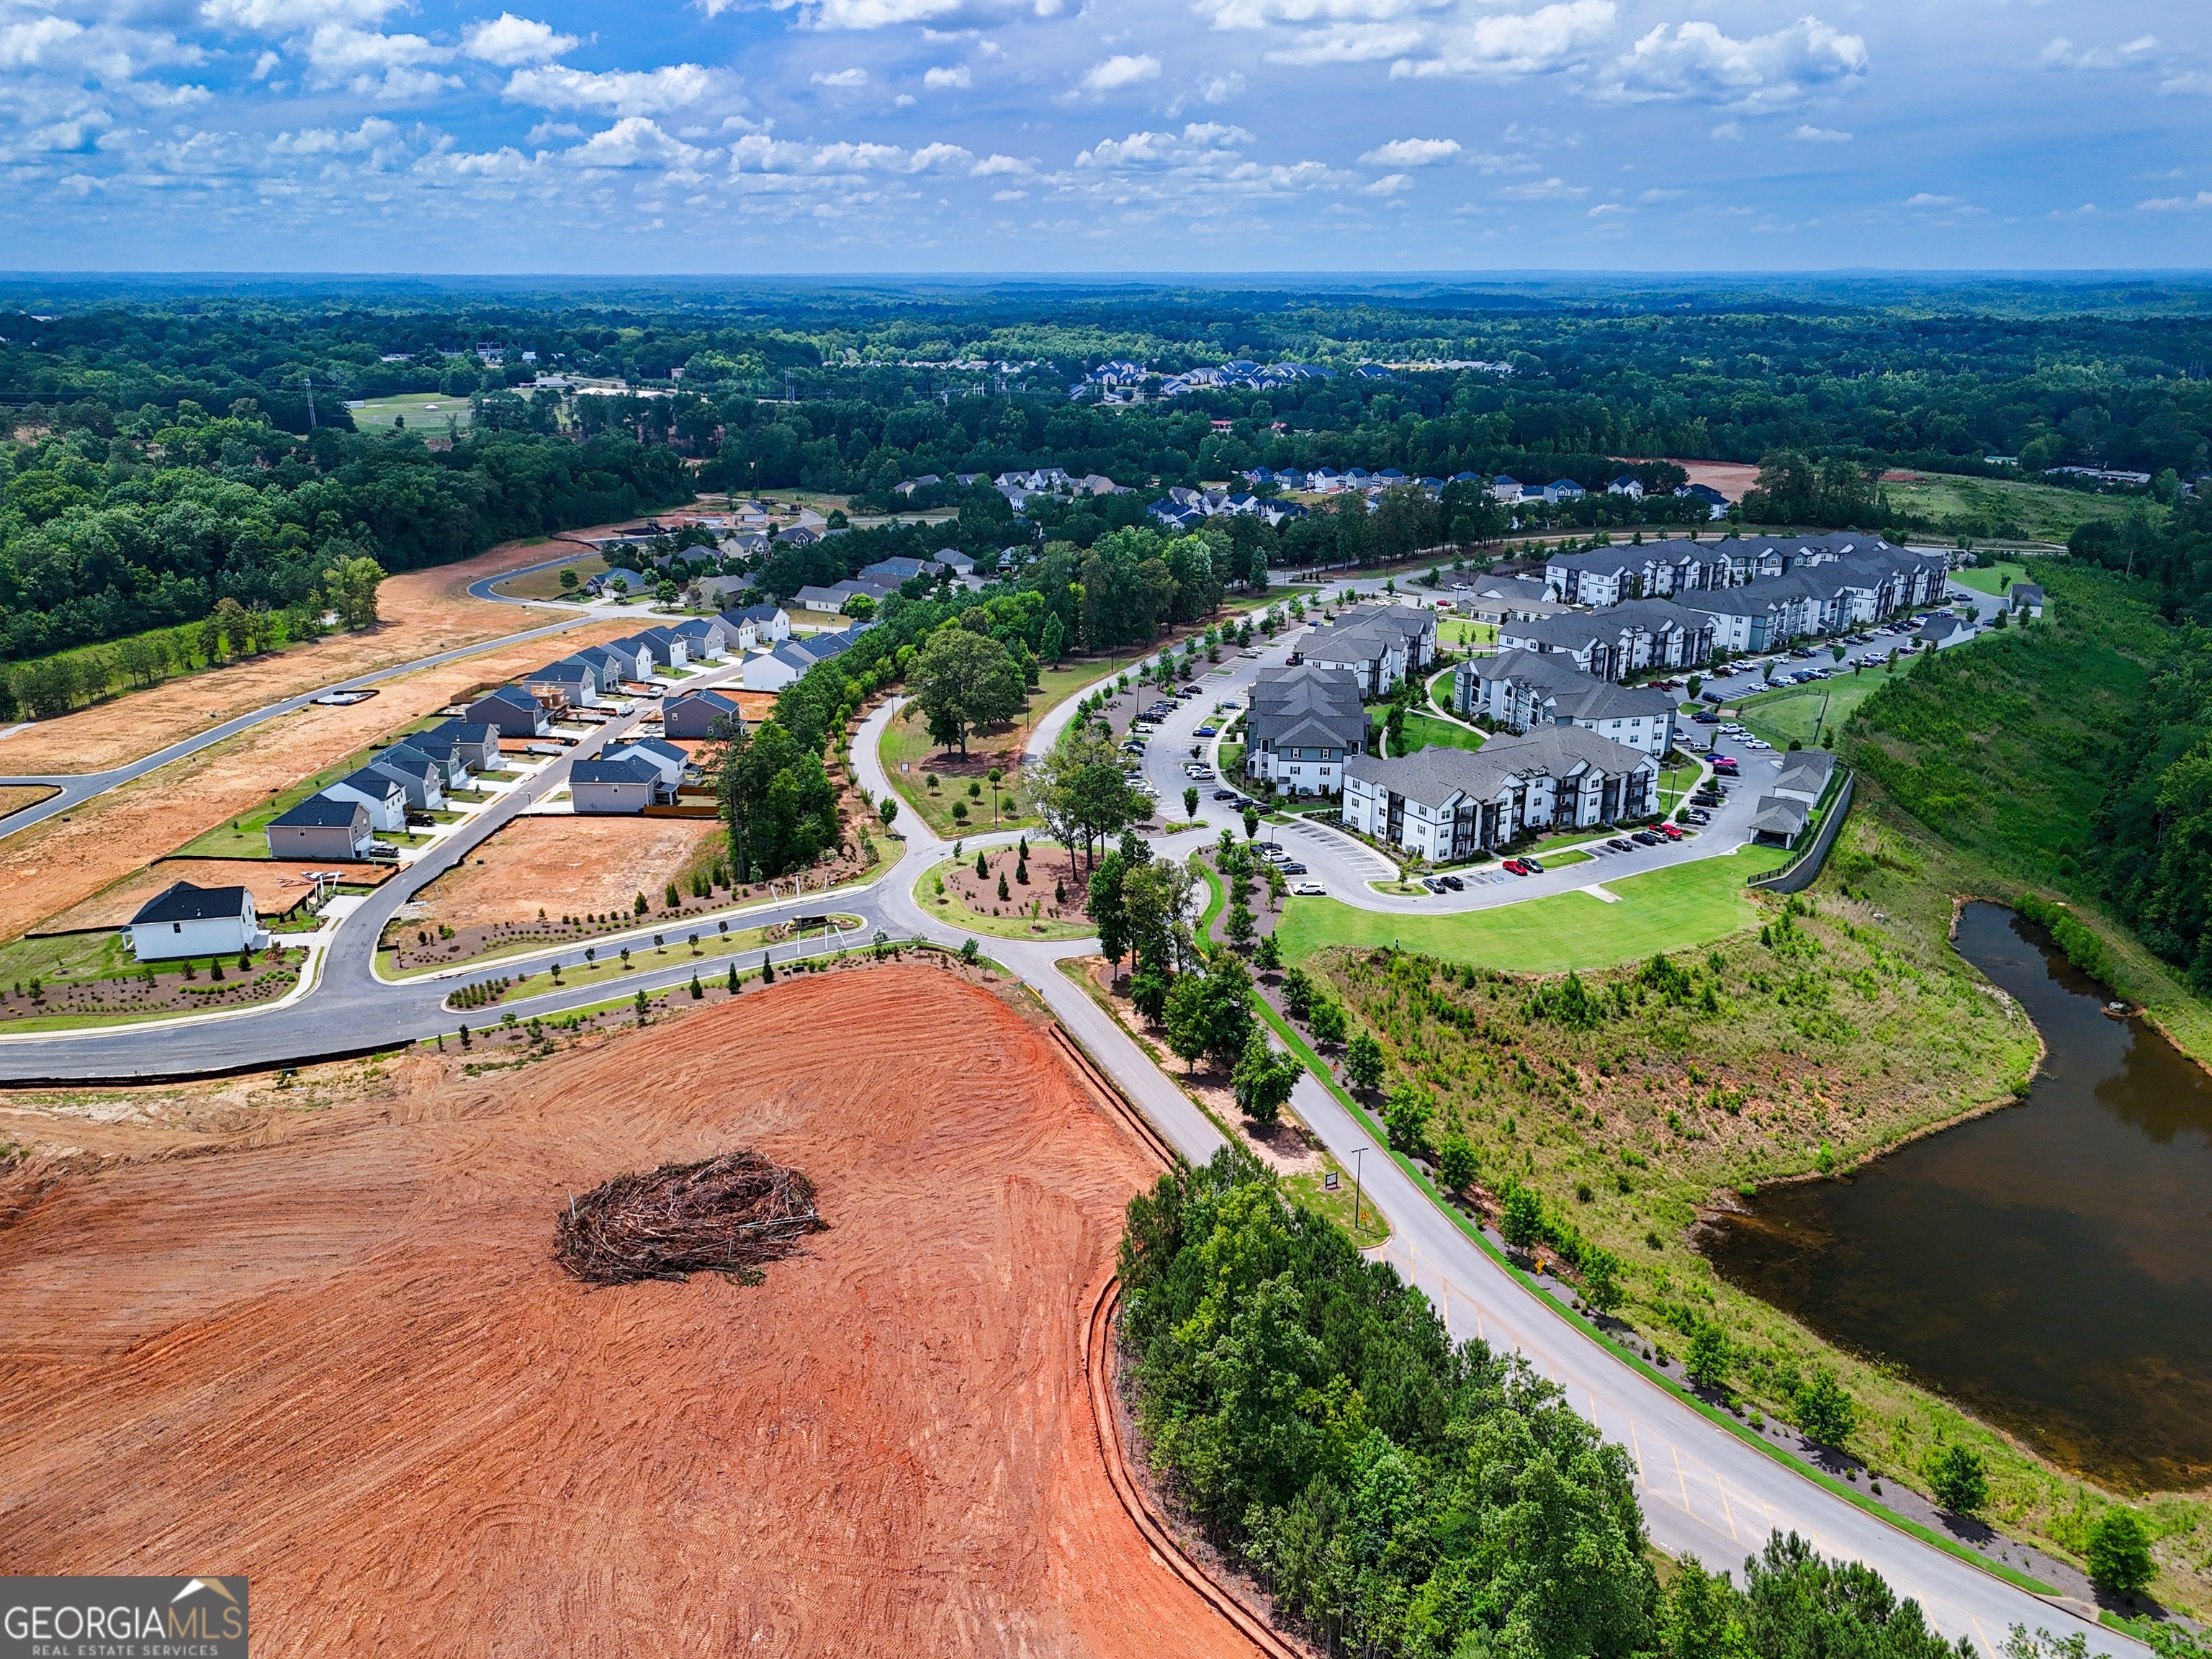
[
  {"xmin": 493, "ymin": 551, "xmax": 608, "ymax": 599},
  {"xmin": 1614, "ymin": 457, "xmax": 1761, "ymax": 500},
  {"xmin": 1739, "ymin": 661, "xmax": 1905, "ymax": 750},
  {"xmin": 386, "ymin": 816, "xmax": 734, "ymax": 970},
  {"xmin": 1951, "ymin": 559, "xmax": 2032, "ymax": 595},
  {"xmin": 0, "ymin": 615, "xmax": 637, "ymax": 949},
  {"xmin": 0, "ymin": 785, "xmax": 58, "ymax": 818},
  {"xmin": 1878, "ymin": 474, "xmax": 2156, "ymax": 543},
  {"xmin": 1274, "ymin": 843, "xmax": 1789, "ymax": 971},
  {"xmin": 0, "ymin": 967, "xmax": 1241, "ymax": 1658},
  {"xmin": 0, "ymin": 530, "xmax": 633, "ymax": 777},
  {"xmin": 346, "ymin": 392, "xmax": 475, "ymax": 431}
]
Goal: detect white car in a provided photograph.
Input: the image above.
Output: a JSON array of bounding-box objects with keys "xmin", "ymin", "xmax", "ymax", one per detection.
[{"xmin": 1290, "ymin": 880, "xmax": 1327, "ymax": 896}]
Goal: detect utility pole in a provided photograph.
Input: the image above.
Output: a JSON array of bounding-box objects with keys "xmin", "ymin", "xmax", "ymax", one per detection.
[
  {"xmin": 302, "ymin": 372, "xmax": 317, "ymax": 431},
  {"xmin": 1351, "ymin": 1145, "xmax": 1367, "ymax": 1233}
]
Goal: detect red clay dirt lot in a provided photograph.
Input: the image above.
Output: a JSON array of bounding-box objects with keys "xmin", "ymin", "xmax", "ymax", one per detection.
[
  {"xmin": 408, "ymin": 814, "xmax": 725, "ymax": 929},
  {"xmin": 0, "ymin": 968, "xmax": 1249, "ymax": 1659}
]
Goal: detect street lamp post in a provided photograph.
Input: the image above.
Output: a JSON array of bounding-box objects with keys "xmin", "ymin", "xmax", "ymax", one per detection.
[{"xmin": 1350, "ymin": 1144, "xmax": 1368, "ymax": 1233}]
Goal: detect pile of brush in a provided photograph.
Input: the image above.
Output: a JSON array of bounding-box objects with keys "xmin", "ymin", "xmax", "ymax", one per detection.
[{"xmin": 555, "ymin": 1151, "xmax": 827, "ymax": 1285}]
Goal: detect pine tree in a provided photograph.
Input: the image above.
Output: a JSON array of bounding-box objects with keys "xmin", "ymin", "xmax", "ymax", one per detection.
[
  {"xmin": 762, "ymin": 953, "xmax": 775, "ymax": 983},
  {"xmin": 727, "ymin": 963, "xmax": 739, "ymax": 993}
]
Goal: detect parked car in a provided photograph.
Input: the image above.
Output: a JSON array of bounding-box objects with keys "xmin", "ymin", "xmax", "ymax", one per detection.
[
  {"xmin": 1608, "ymin": 838, "xmax": 1635, "ymax": 852},
  {"xmin": 1502, "ymin": 858, "xmax": 1529, "ymax": 875},
  {"xmin": 1524, "ymin": 858, "xmax": 1545, "ymax": 873},
  {"xmin": 1195, "ymin": 725, "xmax": 1218, "ymax": 737},
  {"xmin": 1631, "ymin": 831, "xmax": 1662, "ymax": 846},
  {"xmin": 1290, "ymin": 880, "xmax": 1326, "ymax": 896},
  {"xmin": 1421, "ymin": 876, "xmax": 1447, "ymax": 893},
  {"xmin": 1659, "ymin": 823, "xmax": 1684, "ymax": 840},
  {"xmin": 1280, "ymin": 861, "xmax": 1309, "ymax": 875},
  {"xmin": 1441, "ymin": 874, "xmax": 1465, "ymax": 891},
  {"xmin": 1212, "ymin": 788, "xmax": 1239, "ymax": 801}
]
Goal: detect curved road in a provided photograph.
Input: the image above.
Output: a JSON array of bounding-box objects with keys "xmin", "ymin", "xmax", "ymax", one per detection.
[{"xmin": 0, "ymin": 579, "xmax": 2128, "ymax": 1656}]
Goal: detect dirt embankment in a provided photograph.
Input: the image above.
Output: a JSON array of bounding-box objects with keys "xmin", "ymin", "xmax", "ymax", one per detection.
[{"xmin": 0, "ymin": 968, "xmax": 1249, "ymax": 1659}]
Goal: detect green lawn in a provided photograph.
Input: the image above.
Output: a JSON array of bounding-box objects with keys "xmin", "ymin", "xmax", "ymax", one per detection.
[
  {"xmin": 1426, "ymin": 665, "xmax": 1461, "ymax": 716},
  {"xmin": 1393, "ymin": 711, "xmax": 1485, "ymax": 757},
  {"xmin": 1438, "ymin": 618, "xmax": 1497, "ymax": 648},
  {"xmin": 1219, "ymin": 741, "xmax": 1246, "ymax": 775},
  {"xmin": 347, "ymin": 392, "xmax": 475, "ymax": 432},
  {"xmin": 1739, "ymin": 660, "xmax": 1905, "ymax": 750},
  {"xmin": 1273, "ymin": 845, "xmax": 1788, "ymax": 972},
  {"xmin": 1876, "ymin": 473, "xmax": 2157, "ymax": 544},
  {"xmin": 1950, "ymin": 560, "xmax": 2032, "ymax": 597}
]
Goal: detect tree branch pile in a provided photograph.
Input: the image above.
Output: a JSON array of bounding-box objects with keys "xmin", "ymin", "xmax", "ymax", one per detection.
[{"xmin": 555, "ymin": 1152, "xmax": 827, "ymax": 1285}]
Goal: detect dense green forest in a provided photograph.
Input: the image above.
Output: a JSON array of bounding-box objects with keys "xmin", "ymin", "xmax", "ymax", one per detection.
[
  {"xmin": 6, "ymin": 277, "xmax": 2209, "ymax": 672},
  {"xmin": 1847, "ymin": 498, "xmax": 2212, "ymax": 991},
  {"xmin": 1119, "ymin": 1145, "xmax": 1981, "ymax": 1659}
]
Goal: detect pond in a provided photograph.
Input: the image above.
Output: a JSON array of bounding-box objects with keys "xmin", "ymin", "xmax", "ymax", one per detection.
[{"xmin": 1704, "ymin": 901, "xmax": 2212, "ymax": 1493}]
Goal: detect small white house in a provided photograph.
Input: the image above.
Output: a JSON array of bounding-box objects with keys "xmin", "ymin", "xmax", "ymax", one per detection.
[{"xmin": 127, "ymin": 881, "xmax": 269, "ymax": 961}]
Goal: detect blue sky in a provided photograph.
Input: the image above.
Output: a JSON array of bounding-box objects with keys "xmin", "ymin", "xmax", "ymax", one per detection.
[{"xmin": 2, "ymin": 0, "xmax": 2206, "ymax": 271}]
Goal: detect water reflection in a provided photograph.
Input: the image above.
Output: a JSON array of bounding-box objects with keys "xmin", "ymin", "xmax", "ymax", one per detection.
[{"xmin": 1704, "ymin": 902, "xmax": 2212, "ymax": 1492}]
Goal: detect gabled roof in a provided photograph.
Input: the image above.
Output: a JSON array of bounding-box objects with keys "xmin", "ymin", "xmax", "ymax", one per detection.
[
  {"xmin": 617, "ymin": 736, "xmax": 689, "ymax": 766},
  {"xmin": 328, "ymin": 767, "xmax": 405, "ymax": 799},
  {"xmin": 670, "ymin": 688, "xmax": 739, "ymax": 714},
  {"xmin": 270, "ymin": 796, "xmax": 368, "ymax": 827},
  {"xmin": 472, "ymin": 685, "xmax": 539, "ymax": 711},
  {"xmin": 131, "ymin": 880, "xmax": 252, "ymax": 925},
  {"xmin": 571, "ymin": 754, "xmax": 663, "ymax": 786},
  {"xmin": 1775, "ymin": 750, "xmax": 1838, "ymax": 791},
  {"xmin": 369, "ymin": 745, "xmax": 440, "ymax": 778},
  {"xmin": 720, "ymin": 603, "xmax": 786, "ymax": 626},
  {"xmin": 1749, "ymin": 796, "xmax": 1810, "ymax": 836}
]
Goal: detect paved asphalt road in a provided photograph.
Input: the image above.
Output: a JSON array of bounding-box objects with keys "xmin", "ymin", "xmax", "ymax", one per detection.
[{"xmin": 0, "ymin": 559, "xmax": 2127, "ymax": 1655}]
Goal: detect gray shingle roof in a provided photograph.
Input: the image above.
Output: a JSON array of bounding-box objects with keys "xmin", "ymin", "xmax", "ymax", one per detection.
[{"xmin": 131, "ymin": 881, "xmax": 251, "ymax": 925}]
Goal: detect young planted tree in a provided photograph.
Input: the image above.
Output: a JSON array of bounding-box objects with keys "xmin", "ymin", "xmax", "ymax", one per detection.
[
  {"xmin": 1344, "ymin": 1030, "xmax": 1385, "ymax": 1092},
  {"xmin": 1925, "ymin": 1444, "xmax": 1988, "ymax": 1518},
  {"xmin": 1231, "ymin": 1030, "xmax": 1303, "ymax": 1125},
  {"xmin": 2087, "ymin": 1510, "xmax": 2155, "ymax": 1596}
]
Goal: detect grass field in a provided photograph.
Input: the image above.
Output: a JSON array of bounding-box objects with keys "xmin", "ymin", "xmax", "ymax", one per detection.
[
  {"xmin": 1437, "ymin": 618, "xmax": 1497, "ymax": 648},
  {"xmin": 1879, "ymin": 474, "xmax": 2159, "ymax": 544},
  {"xmin": 493, "ymin": 551, "xmax": 606, "ymax": 599},
  {"xmin": 1273, "ymin": 844, "xmax": 1787, "ymax": 971},
  {"xmin": 347, "ymin": 393, "xmax": 475, "ymax": 433},
  {"xmin": 1739, "ymin": 660, "xmax": 1905, "ymax": 750},
  {"xmin": 1950, "ymin": 560, "xmax": 2032, "ymax": 596},
  {"xmin": 1392, "ymin": 711, "xmax": 1485, "ymax": 757}
]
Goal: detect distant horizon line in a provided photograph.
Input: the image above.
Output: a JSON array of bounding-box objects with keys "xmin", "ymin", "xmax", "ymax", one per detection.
[{"xmin": 4, "ymin": 266, "xmax": 2212, "ymax": 287}]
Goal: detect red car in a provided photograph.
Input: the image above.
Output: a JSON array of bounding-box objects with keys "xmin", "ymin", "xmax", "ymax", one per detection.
[
  {"xmin": 1659, "ymin": 823, "xmax": 1684, "ymax": 840},
  {"xmin": 1501, "ymin": 858, "xmax": 1529, "ymax": 875}
]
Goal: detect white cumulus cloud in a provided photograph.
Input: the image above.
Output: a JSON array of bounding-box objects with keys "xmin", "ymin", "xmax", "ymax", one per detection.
[
  {"xmin": 924, "ymin": 63, "xmax": 971, "ymax": 88},
  {"xmin": 568, "ymin": 116, "xmax": 707, "ymax": 169},
  {"xmin": 1791, "ymin": 123, "xmax": 1851, "ymax": 143},
  {"xmin": 1359, "ymin": 136, "xmax": 1460, "ymax": 165},
  {"xmin": 1079, "ymin": 53, "xmax": 1161, "ymax": 92},
  {"xmin": 1596, "ymin": 15, "xmax": 1866, "ymax": 112},
  {"xmin": 810, "ymin": 66, "xmax": 868, "ymax": 86},
  {"xmin": 462, "ymin": 13, "xmax": 579, "ymax": 67},
  {"xmin": 2138, "ymin": 190, "xmax": 2212, "ymax": 210},
  {"xmin": 1390, "ymin": 1, "xmax": 1616, "ymax": 81},
  {"xmin": 504, "ymin": 63, "xmax": 722, "ymax": 115}
]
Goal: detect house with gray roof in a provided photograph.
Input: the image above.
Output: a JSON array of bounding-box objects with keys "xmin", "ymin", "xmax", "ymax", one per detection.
[
  {"xmin": 662, "ymin": 688, "xmax": 743, "ymax": 739},
  {"xmin": 466, "ymin": 685, "xmax": 549, "ymax": 739},
  {"xmin": 1298, "ymin": 602, "xmax": 1437, "ymax": 698},
  {"xmin": 266, "ymin": 796, "xmax": 374, "ymax": 860},
  {"xmin": 1772, "ymin": 750, "xmax": 1838, "ymax": 806},
  {"xmin": 413, "ymin": 721, "xmax": 501, "ymax": 772},
  {"xmin": 127, "ymin": 881, "xmax": 268, "ymax": 962},
  {"xmin": 1748, "ymin": 795, "xmax": 1812, "ymax": 847},
  {"xmin": 719, "ymin": 603, "xmax": 791, "ymax": 649},
  {"xmin": 632, "ymin": 625, "xmax": 690, "ymax": 672},
  {"xmin": 2010, "ymin": 582, "xmax": 2045, "ymax": 618},
  {"xmin": 671, "ymin": 616, "xmax": 732, "ymax": 661},
  {"xmin": 525, "ymin": 657, "xmax": 601, "ymax": 710},
  {"xmin": 569, "ymin": 752, "xmax": 666, "ymax": 814},
  {"xmin": 319, "ymin": 767, "xmax": 408, "ymax": 832},
  {"xmin": 365, "ymin": 746, "xmax": 445, "ymax": 810}
]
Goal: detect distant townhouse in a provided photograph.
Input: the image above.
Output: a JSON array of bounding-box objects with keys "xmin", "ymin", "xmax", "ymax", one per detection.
[
  {"xmin": 266, "ymin": 796, "xmax": 374, "ymax": 861},
  {"xmin": 670, "ymin": 616, "xmax": 733, "ymax": 662},
  {"xmin": 413, "ymin": 721, "xmax": 502, "ymax": 773},
  {"xmin": 525, "ymin": 657, "xmax": 601, "ymax": 710},
  {"xmin": 1917, "ymin": 613, "xmax": 1977, "ymax": 650},
  {"xmin": 318, "ymin": 767, "xmax": 409, "ymax": 832},
  {"xmin": 1243, "ymin": 664, "xmax": 1371, "ymax": 796},
  {"xmin": 569, "ymin": 752, "xmax": 666, "ymax": 814},
  {"xmin": 1607, "ymin": 475, "xmax": 1645, "ymax": 500},
  {"xmin": 604, "ymin": 736, "xmax": 689, "ymax": 791},
  {"xmin": 2011, "ymin": 582, "xmax": 2046, "ymax": 618},
  {"xmin": 126, "ymin": 881, "xmax": 268, "ymax": 963},
  {"xmin": 791, "ymin": 578, "xmax": 896, "ymax": 614},
  {"xmin": 1342, "ymin": 727, "xmax": 1660, "ymax": 861},
  {"xmin": 662, "ymin": 688, "xmax": 744, "ymax": 739},
  {"xmin": 466, "ymin": 685, "xmax": 550, "ymax": 739},
  {"xmin": 858, "ymin": 555, "xmax": 934, "ymax": 586},
  {"xmin": 1455, "ymin": 649, "xmax": 1678, "ymax": 756},
  {"xmin": 1771, "ymin": 750, "xmax": 1838, "ymax": 806},
  {"xmin": 366, "ymin": 746, "xmax": 446, "ymax": 811},
  {"xmin": 719, "ymin": 603, "xmax": 792, "ymax": 649},
  {"xmin": 632, "ymin": 626, "xmax": 691, "ymax": 673},
  {"xmin": 739, "ymin": 622, "xmax": 872, "ymax": 692}
]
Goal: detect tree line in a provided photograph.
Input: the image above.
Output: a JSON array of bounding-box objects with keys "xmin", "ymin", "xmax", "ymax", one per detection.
[{"xmin": 1121, "ymin": 1144, "xmax": 1984, "ymax": 1659}]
